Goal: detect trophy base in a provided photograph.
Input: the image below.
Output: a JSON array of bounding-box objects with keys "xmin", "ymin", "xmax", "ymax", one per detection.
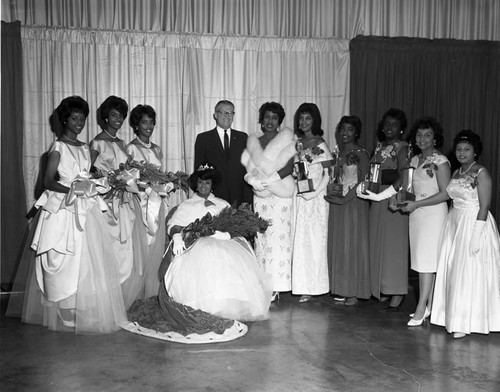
[
  {"xmin": 396, "ymin": 190, "xmax": 415, "ymax": 207},
  {"xmin": 365, "ymin": 181, "xmax": 380, "ymax": 194},
  {"xmin": 327, "ymin": 182, "xmax": 343, "ymax": 197},
  {"xmin": 297, "ymin": 179, "xmax": 315, "ymax": 194}
]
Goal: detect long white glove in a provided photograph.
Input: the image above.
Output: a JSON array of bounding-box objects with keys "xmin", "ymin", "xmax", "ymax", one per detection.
[
  {"xmin": 244, "ymin": 173, "xmax": 265, "ymax": 191},
  {"xmin": 469, "ymin": 220, "xmax": 486, "ymax": 256},
  {"xmin": 172, "ymin": 233, "xmax": 186, "ymax": 256},
  {"xmin": 262, "ymin": 172, "xmax": 281, "ymax": 187},
  {"xmin": 357, "ymin": 185, "xmax": 397, "ymax": 202}
]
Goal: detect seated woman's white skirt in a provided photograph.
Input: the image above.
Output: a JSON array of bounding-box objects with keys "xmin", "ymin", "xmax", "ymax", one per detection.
[{"xmin": 165, "ymin": 237, "xmax": 272, "ymax": 322}]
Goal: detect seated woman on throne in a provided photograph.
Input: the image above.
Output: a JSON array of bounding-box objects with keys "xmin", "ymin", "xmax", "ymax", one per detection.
[{"xmin": 125, "ymin": 164, "xmax": 271, "ymax": 343}]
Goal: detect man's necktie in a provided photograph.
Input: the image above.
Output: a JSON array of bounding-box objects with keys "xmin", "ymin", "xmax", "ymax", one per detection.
[{"xmin": 224, "ymin": 130, "xmax": 230, "ymax": 160}]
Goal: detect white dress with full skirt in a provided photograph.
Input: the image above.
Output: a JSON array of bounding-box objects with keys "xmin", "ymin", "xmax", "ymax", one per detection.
[
  {"xmin": 164, "ymin": 194, "xmax": 272, "ymax": 321},
  {"xmin": 431, "ymin": 170, "xmax": 500, "ymax": 335},
  {"xmin": 27, "ymin": 141, "xmax": 126, "ymax": 333}
]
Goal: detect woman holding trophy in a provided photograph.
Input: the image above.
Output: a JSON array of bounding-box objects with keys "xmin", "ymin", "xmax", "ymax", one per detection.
[
  {"xmin": 291, "ymin": 103, "xmax": 333, "ymax": 303},
  {"xmin": 325, "ymin": 116, "xmax": 371, "ymax": 306},
  {"xmin": 400, "ymin": 117, "xmax": 450, "ymax": 326},
  {"xmin": 356, "ymin": 108, "xmax": 410, "ymax": 311}
]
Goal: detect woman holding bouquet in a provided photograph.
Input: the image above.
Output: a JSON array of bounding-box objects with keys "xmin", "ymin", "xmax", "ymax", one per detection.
[
  {"xmin": 400, "ymin": 117, "xmax": 450, "ymax": 326},
  {"xmin": 8, "ymin": 96, "xmax": 126, "ymax": 333},
  {"xmin": 291, "ymin": 103, "xmax": 333, "ymax": 303},
  {"xmin": 325, "ymin": 116, "xmax": 371, "ymax": 305},
  {"xmin": 126, "ymin": 104, "xmax": 172, "ymax": 299},
  {"xmin": 164, "ymin": 165, "xmax": 272, "ymax": 321},
  {"xmin": 241, "ymin": 102, "xmax": 296, "ymax": 301},
  {"xmin": 91, "ymin": 96, "xmax": 146, "ymax": 309},
  {"xmin": 357, "ymin": 108, "xmax": 409, "ymax": 311}
]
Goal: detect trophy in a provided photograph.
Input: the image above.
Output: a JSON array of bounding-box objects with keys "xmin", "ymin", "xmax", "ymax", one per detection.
[
  {"xmin": 327, "ymin": 145, "xmax": 343, "ymax": 196},
  {"xmin": 361, "ymin": 162, "xmax": 381, "ymax": 194},
  {"xmin": 396, "ymin": 142, "xmax": 416, "ymax": 207},
  {"xmin": 295, "ymin": 141, "xmax": 314, "ymax": 194}
]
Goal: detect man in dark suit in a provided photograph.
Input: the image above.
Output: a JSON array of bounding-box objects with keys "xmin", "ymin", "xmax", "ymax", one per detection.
[{"xmin": 194, "ymin": 100, "xmax": 253, "ymax": 205}]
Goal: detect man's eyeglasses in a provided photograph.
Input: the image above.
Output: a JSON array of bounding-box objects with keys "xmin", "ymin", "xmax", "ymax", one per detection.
[{"xmin": 216, "ymin": 111, "xmax": 235, "ymax": 117}]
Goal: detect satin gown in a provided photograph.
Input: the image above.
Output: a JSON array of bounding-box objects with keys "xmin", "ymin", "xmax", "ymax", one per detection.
[
  {"xmin": 431, "ymin": 169, "xmax": 500, "ymax": 335},
  {"xmin": 164, "ymin": 194, "xmax": 272, "ymax": 321},
  {"xmin": 91, "ymin": 138, "xmax": 147, "ymax": 309},
  {"xmin": 126, "ymin": 141, "xmax": 168, "ymax": 298},
  {"xmin": 9, "ymin": 141, "xmax": 127, "ymax": 333}
]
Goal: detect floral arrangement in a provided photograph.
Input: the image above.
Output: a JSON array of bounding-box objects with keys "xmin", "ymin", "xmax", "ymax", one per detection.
[
  {"xmin": 128, "ymin": 160, "xmax": 189, "ymax": 192},
  {"xmin": 345, "ymin": 150, "xmax": 361, "ymax": 166},
  {"xmin": 103, "ymin": 161, "xmax": 189, "ymax": 200},
  {"xmin": 421, "ymin": 153, "xmax": 441, "ymax": 178},
  {"xmin": 458, "ymin": 171, "xmax": 479, "ymax": 190},
  {"xmin": 181, "ymin": 203, "xmax": 269, "ymax": 248},
  {"xmin": 374, "ymin": 142, "xmax": 398, "ymax": 163}
]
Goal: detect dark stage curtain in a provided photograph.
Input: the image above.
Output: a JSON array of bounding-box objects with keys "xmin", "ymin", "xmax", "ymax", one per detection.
[
  {"xmin": 1, "ymin": 21, "xmax": 27, "ymax": 287},
  {"xmin": 350, "ymin": 36, "xmax": 500, "ymax": 223}
]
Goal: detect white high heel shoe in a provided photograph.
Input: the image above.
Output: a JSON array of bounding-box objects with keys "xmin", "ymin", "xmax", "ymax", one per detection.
[{"xmin": 407, "ymin": 307, "xmax": 431, "ymax": 327}]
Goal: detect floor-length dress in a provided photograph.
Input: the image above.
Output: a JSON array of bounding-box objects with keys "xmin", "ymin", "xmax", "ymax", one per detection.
[
  {"xmin": 8, "ymin": 141, "xmax": 127, "ymax": 333},
  {"xmin": 91, "ymin": 139, "xmax": 147, "ymax": 308},
  {"xmin": 241, "ymin": 129, "xmax": 296, "ymax": 292},
  {"xmin": 369, "ymin": 141, "xmax": 409, "ymax": 299},
  {"xmin": 327, "ymin": 148, "xmax": 371, "ymax": 299},
  {"xmin": 409, "ymin": 153, "xmax": 449, "ymax": 273},
  {"xmin": 431, "ymin": 169, "xmax": 500, "ymax": 335},
  {"xmin": 164, "ymin": 193, "xmax": 272, "ymax": 321},
  {"xmin": 126, "ymin": 141, "xmax": 169, "ymax": 298},
  {"xmin": 292, "ymin": 139, "xmax": 332, "ymax": 295}
]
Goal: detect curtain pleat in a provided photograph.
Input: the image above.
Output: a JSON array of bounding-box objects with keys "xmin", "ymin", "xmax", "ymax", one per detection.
[
  {"xmin": 1, "ymin": 21, "xmax": 27, "ymax": 286},
  {"xmin": 350, "ymin": 35, "xmax": 500, "ymax": 222},
  {"xmin": 2, "ymin": 0, "xmax": 499, "ymax": 40}
]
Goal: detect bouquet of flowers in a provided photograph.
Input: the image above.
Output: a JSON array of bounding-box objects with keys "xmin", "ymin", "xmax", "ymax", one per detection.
[
  {"xmin": 181, "ymin": 203, "xmax": 269, "ymax": 248},
  {"xmin": 345, "ymin": 150, "xmax": 360, "ymax": 166},
  {"xmin": 128, "ymin": 160, "xmax": 189, "ymax": 192}
]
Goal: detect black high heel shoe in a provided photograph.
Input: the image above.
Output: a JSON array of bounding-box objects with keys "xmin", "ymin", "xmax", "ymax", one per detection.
[{"xmin": 386, "ymin": 295, "xmax": 405, "ymax": 312}]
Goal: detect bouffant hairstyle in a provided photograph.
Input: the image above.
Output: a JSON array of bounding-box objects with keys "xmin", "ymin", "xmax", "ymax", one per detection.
[
  {"xmin": 376, "ymin": 108, "xmax": 407, "ymax": 142},
  {"xmin": 409, "ymin": 116, "xmax": 445, "ymax": 152},
  {"xmin": 98, "ymin": 95, "xmax": 129, "ymax": 123},
  {"xmin": 56, "ymin": 96, "xmax": 89, "ymax": 123},
  {"xmin": 52, "ymin": 96, "xmax": 89, "ymax": 136},
  {"xmin": 129, "ymin": 105, "xmax": 157, "ymax": 135},
  {"xmin": 293, "ymin": 102, "xmax": 324, "ymax": 137},
  {"xmin": 336, "ymin": 115, "xmax": 362, "ymax": 140},
  {"xmin": 453, "ymin": 130, "xmax": 483, "ymax": 158},
  {"xmin": 189, "ymin": 164, "xmax": 220, "ymax": 192},
  {"xmin": 258, "ymin": 102, "xmax": 286, "ymax": 125}
]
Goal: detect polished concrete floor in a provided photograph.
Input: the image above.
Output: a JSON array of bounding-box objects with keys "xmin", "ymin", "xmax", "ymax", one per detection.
[{"xmin": 1, "ymin": 286, "xmax": 500, "ymax": 392}]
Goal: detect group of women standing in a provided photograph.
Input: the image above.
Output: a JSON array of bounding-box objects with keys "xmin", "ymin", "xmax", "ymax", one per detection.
[{"xmin": 246, "ymin": 102, "xmax": 500, "ymax": 340}]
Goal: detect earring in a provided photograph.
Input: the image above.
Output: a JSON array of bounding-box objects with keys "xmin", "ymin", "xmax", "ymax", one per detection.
[{"xmin": 433, "ymin": 141, "xmax": 436, "ymax": 146}]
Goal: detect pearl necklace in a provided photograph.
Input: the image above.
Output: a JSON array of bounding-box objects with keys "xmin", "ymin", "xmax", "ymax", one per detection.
[
  {"xmin": 136, "ymin": 137, "xmax": 151, "ymax": 148},
  {"xmin": 103, "ymin": 129, "xmax": 118, "ymax": 139},
  {"xmin": 459, "ymin": 161, "xmax": 476, "ymax": 175}
]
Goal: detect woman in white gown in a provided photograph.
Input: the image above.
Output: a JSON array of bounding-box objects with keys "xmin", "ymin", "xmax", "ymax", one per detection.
[
  {"xmin": 90, "ymin": 96, "xmax": 147, "ymax": 309},
  {"xmin": 9, "ymin": 96, "xmax": 127, "ymax": 333},
  {"xmin": 291, "ymin": 103, "xmax": 333, "ymax": 302},
  {"xmin": 401, "ymin": 117, "xmax": 450, "ymax": 326},
  {"xmin": 164, "ymin": 165, "xmax": 272, "ymax": 321},
  {"xmin": 126, "ymin": 104, "xmax": 171, "ymax": 299},
  {"xmin": 241, "ymin": 102, "xmax": 296, "ymax": 301},
  {"xmin": 430, "ymin": 130, "xmax": 500, "ymax": 338}
]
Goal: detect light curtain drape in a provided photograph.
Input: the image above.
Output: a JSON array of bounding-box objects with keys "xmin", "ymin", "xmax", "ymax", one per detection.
[
  {"xmin": 3, "ymin": 0, "xmax": 499, "ymax": 40},
  {"xmin": 350, "ymin": 36, "xmax": 500, "ymax": 222},
  {"xmin": 20, "ymin": 25, "xmax": 349, "ymax": 210}
]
